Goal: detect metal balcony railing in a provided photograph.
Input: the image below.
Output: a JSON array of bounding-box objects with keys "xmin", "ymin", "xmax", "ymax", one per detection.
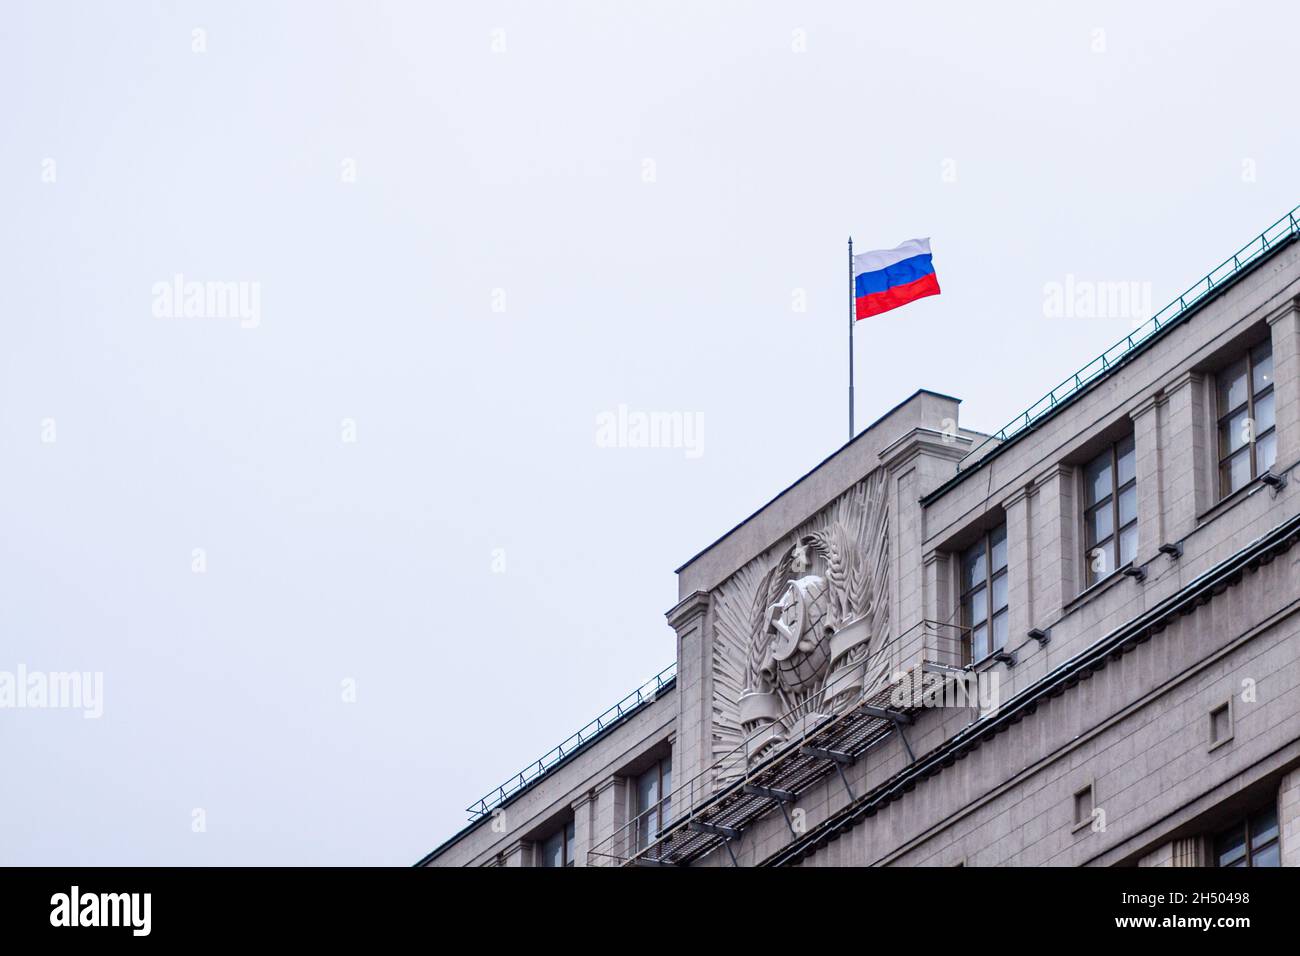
[
  {"xmin": 465, "ymin": 662, "xmax": 677, "ymax": 822},
  {"xmin": 956, "ymin": 204, "xmax": 1300, "ymax": 473},
  {"xmin": 587, "ymin": 620, "xmax": 972, "ymax": 867}
]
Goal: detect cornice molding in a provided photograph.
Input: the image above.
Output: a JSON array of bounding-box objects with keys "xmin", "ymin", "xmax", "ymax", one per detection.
[
  {"xmin": 665, "ymin": 590, "xmax": 710, "ymax": 631},
  {"xmin": 879, "ymin": 426, "xmax": 972, "ymax": 473},
  {"xmin": 1166, "ymin": 369, "xmax": 1204, "ymax": 394},
  {"xmin": 1129, "ymin": 392, "xmax": 1161, "ymax": 420},
  {"xmin": 1033, "ymin": 461, "xmax": 1073, "ymax": 486},
  {"xmin": 1263, "ymin": 295, "xmax": 1300, "ymax": 326},
  {"xmin": 1001, "ymin": 483, "xmax": 1032, "ymax": 510}
]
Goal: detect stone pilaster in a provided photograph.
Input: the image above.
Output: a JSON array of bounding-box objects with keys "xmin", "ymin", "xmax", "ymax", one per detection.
[
  {"xmin": 1266, "ymin": 298, "xmax": 1300, "ymax": 468},
  {"xmin": 570, "ymin": 791, "xmax": 595, "ymax": 867},
  {"xmin": 500, "ymin": 840, "xmax": 529, "ymax": 867},
  {"xmin": 665, "ymin": 590, "xmax": 710, "ymax": 802},
  {"xmin": 1130, "ymin": 392, "xmax": 1164, "ymax": 560},
  {"xmin": 1032, "ymin": 463, "xmax": 1076, "ymax": 619},
  {"xmin": 1137, "ymin": 837, "xmax": 1207, "ymax": 867},
  {"xmin": 922, "ymin": 550, "xmax": 958, "ymax": 666},
  {"xmin": 587, "ymin": 775, "xmax": 629, "ymax": 866},
  {"xmin": 1163, "ymin": 370, "xmax": 1210, "ymax": 536},
  {"xmin": 1001, "ymin": 483, "xmax": 1033, "ymax": 642},
  {"xmin": 1280, "ymin": 767, "xmax": 1300, "ymax": 867},
  {"xmin": 880, "ymin": 426, "xmax": 971, "ymax": 644}
]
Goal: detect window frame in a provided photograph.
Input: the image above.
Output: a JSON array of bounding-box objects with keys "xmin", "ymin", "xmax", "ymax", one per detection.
[
  {"xmin": 1216, "ymin": 339, "xmax": 1276, "ymax": 499},
  {"xmin": 958, "ymin": 524, "xmax": 1008, "ymax": 666},
  {"xmin": 1071, "ymin": 782, "xmax": 1096, "ymax": 833},
  {"xmin": 537, "ymin": 818, "xmax": 576, "ymax": 867},
  {"xmin": 1214, "ymin": 803, "xmax": 1280, "ymax": 868},
  {"xmin": 633, "ymin": 756, "xmax": 672, "ymax": 851},
  {"xmin": 1082, "ymin": 436, "xmax": 1138, "ymax": 588}
]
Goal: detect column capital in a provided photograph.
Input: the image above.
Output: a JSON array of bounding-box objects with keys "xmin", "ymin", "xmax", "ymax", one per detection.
[
  {"xmin": 1129, "ymin": 391, "xmax": 1161, "ymax": 420},
  {"xmin": 1001, "ymin": 483, "xmax": 1032, "ymax": 510},
  {"xmin": 1033, "ymin": 461, "xmax": 1073, "ymax": 487},
  {"xmin": 1166, "ymin": 369, "xmax": 1204, "ymax": 395},
  {"xmin": 665, "ymin": 590, "xmax": 709, "ymax": 631},
  {"xmin": 878, "ymin": 426, "xmax": 971, "ymax": 473},
  {"xmin": 1263, "ymin": 295, "xmax": 1300, "ymax": 327},
  {"xmin": 500, "ymin": 840, "xmax": 530, "ymax": 867}
]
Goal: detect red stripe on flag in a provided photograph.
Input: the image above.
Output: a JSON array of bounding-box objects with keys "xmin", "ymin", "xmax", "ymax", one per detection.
[{"xmin": 855, "ymin": 272, "xmax": 941, "ymax": 319}]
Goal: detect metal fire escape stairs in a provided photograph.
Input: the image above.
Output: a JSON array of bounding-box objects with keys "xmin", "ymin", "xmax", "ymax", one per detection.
[{"xmin": 588, "ymin": 620, "xmax": 967, "ymax": 867}]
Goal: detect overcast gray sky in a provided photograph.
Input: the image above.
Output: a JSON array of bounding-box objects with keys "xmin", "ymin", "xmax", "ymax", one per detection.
[{"xmin": 2, "ymin": 1, "xmax": 1297, "ymax": 864}]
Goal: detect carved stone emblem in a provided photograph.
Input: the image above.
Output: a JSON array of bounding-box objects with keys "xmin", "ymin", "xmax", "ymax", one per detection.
[{"xmin": 712, "ymin": 475, "xmax": 891, "ymax": 778}]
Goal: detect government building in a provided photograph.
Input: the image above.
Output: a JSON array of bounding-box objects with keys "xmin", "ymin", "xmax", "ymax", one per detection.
[{"xmin": 420, "ymin": 206, "xmax": 1300, "ymax": 867}]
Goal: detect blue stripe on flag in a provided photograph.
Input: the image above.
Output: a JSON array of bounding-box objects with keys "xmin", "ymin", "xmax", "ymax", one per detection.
[{"xmin": 855, "ymin": 253, "xmax": 935, "ymax": 297}]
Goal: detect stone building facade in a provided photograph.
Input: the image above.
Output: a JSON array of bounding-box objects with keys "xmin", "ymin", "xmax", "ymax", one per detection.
[{"xmin": 420, "ymin": 209, "xmax": 1300, "ymax": 868}]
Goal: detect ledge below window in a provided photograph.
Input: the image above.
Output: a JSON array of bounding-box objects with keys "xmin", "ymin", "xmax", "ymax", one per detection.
[
  {"xmin": 1197, "ymin": 473, "xmax": 1273, "ymax": 527},
  {"xmin": 1064, "ymin": 561, "xmax": 1135, "ymax": 615}
]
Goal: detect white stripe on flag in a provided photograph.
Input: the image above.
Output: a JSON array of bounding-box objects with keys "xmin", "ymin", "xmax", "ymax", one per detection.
[{"xmin": 853, "ymin": 238, "xmax": 932, "ymax": 276}]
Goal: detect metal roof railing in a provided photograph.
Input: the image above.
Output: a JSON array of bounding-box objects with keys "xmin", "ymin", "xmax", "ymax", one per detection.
[
  {"xmin": 956, "ymin": 204, "xmax": 1300, "ymax": 473},
  {"xmin": 465, "ymin": 661, "xmax": 677, "ymax": 822}
]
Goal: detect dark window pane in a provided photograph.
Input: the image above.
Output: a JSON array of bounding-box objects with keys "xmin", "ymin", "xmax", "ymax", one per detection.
[
  {"xmin": 1222, "ymin": 448, "xmax": 1251, "ymax": 495},
  {"xmin": 991, "ymin": 571, "xmax": 1008, "ymax": 612},
  {"xmin": 540, "ymin": 828, "xmax": 564, "ymax": 867},
  {"xmin": 1250, "ymin": 804, "xmax": 1278, "ymax": 846},
  {"xmin": 1216, "ymin": 824, "xmax": 1247, "ymax": 867},
  {"xmin": 1252, "ymin": 841, "xmax": 1280, "ymax": 868},
  {"xmin": 1251, "ymin": 340, "xmax": 1273, "ymax": 393},
  {"xmin": 1116, "ymin": 435, "xmax": 1136, "ymax": 485},
  {"xmin": 990, "ymin": 524, "xmax": 1008, "ymax": 571},
  {"xmin": 990, "ymin": 609, "xmax": 1008, "ymax": 651},
  {"xmin": 1253, "ymin": 390, "xmax": 1275, "ymax": 434},
  {"xmin": 1220, "ymin": 408, "xmax": 1250, "ymax": 456},
  {"xmin": 971, "ymin": 624, "xmax": 988, "ymax": 661},
  {"xmin": 636, "ymin": 766, "xmax": 658, "ymax": 814},
  {"xmin": 1084, "ymin": 451, "xmax": 1113, "ymax": 506},
  {"xmin": 565, "ymin": 821, "xmax": 575, "ymax": 866},
  {"xmin": 1218, "ymin": 357, "xmax": 1249, "ymax": 412},
  {"xmin": 1119, "ymin": 524, "xmax": 1138, "ymax": 566},
  {"xmin": 961, "ymin": 542, "xmax": 986, "ymax": 592},
  {"xmin": 1118, "ymin": 485, "xmax": 1137, "ymax": 527},
  {"xmin": 1086, "ymin": 502, "xmax": 1113, "ymax": 546},
  {"xmin": 1257, "ymin": 431, "xmax": 1277, "ymax": 474},
  {"xmin": 967, "ymin": 585, "xmax": 987, "ymax": 624}
]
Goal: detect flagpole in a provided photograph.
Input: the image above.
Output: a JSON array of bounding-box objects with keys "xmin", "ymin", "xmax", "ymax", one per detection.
[{"xmin": 848, "ymin": 236, "xmax": 855, "ymax": 440}]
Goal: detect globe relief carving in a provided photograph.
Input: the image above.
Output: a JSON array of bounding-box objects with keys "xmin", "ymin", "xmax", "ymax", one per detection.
[{"xmin": 712, "ymin": 475, "xmax": 891, "ymax": 780}]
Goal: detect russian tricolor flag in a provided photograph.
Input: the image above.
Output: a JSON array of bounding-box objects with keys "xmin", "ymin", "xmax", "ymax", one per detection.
[{"xmin": 853, "ymin": 238, "xmax": 941, "ymax": 319}]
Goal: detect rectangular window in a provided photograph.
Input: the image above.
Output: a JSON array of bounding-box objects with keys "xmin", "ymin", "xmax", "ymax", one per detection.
[
  {"xmin": 1217, "ymin": 339, "xmax": 1275, "ymax": 498},
  {"xmin": 1073, "ymin": 784, "xmax": 1095, "ymax": 830},
  {"xmin": 1215, "ymin": 804, "xmax": 1279, "ymax": 867},
  {"xmin": 634, "ymin": 756, "xmax": 672, "ymax": 851},
  {"xmin": 538, "ymin": 819, "xmax": 576, "ymax": 867},
  {"xmin": 959, "ymin": 524, "xmax": 1008, "ymax": 664},
  {"xmin": 1083, "ymin": 436, "xmax": 1137, "ymax": 586},
  {"xmin": 1209, "ymin": 702, "xmax": 1232, "ymax": 749}
]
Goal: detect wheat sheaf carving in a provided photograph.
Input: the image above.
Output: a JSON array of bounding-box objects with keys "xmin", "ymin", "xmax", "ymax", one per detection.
[{"xmin": 710, "ymin": 472, "xmax": 890, "ymax": 786}]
